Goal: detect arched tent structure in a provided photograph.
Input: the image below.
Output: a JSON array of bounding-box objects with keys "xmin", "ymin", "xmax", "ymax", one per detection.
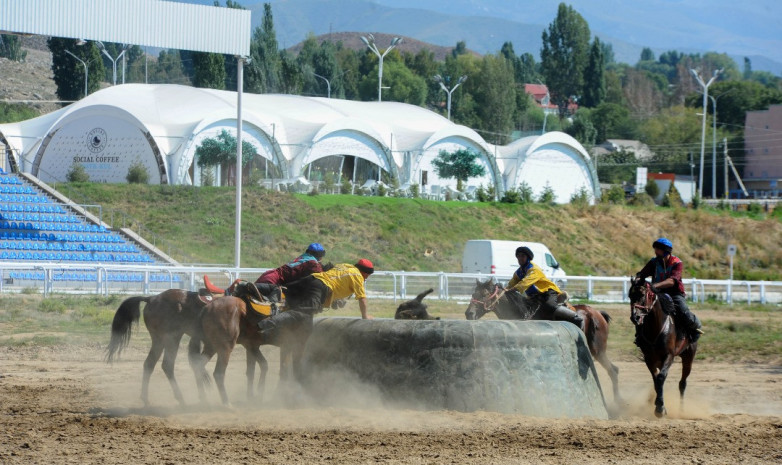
[
  {"xmin": 0, "ymin": 84, "xmax": 597, "ymax": 201},
  {"xmin": 499, "ymin": 132, "xmax": 600, "ymax": 204}
]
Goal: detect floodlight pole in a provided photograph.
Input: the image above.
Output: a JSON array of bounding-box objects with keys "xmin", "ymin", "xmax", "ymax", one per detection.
[
  {"xmin": 64, "ymin": 50, "xmax": 88, "ymax": 98},
  {"xmin": 97, "ymin": 41, "xmax": 127, "ymax": 86},
  {"xmin": 234, "ymin": 56, "xmax": 244, "ymax": 268},
  {"xmin": 361, "ymin": 34, "xmax": 401, "ymax": 102},
  {"xmin": 690, "ymin": 67, "xmax": 722, "ymax": 199},
  {"xmin": 312, "ymin": 72, "xmax": 331, "ymax": 98},
  {"xmin": 433, "ymin": 74, "xmax": 467, "ymax": 121}
]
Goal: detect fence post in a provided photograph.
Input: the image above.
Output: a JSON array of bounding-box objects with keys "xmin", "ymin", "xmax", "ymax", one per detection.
[
  {"xmin": 587, "ymin": 276, "xmax": 593, "ymax": 301},
  {"xmin": 760, "ymin": 282, "xmax": 766, "ymax": 304},
  {"xmin": 622, "ymin": 279, "xmax": 629, "ymax": 303}
]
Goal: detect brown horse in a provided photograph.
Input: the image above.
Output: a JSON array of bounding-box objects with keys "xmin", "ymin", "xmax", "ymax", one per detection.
[
  {"xmin": 465, "ymin": 278, "xmax": 621, "ymax": 403},
  {"xmin": 106, "ymin": 288, "xmax": 269, "ymax": 406},
  {"xmin": 629, "ymin": 276, "xmax": 697, "ymax": 417},
  {"xmin": 189, "ymin": 282, "xmax": 312, "ymax": 405}
]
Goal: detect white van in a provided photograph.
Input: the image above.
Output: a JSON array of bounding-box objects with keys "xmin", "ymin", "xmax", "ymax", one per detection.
[{"xmin": 461, "ymin": 240, "xmax": 568, "ymax": 288}]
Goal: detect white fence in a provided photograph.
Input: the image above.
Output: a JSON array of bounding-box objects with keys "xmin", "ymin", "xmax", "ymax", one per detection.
[{"xmin": 1, "ymin": 263, "xmax": 781, "ymax": 305}]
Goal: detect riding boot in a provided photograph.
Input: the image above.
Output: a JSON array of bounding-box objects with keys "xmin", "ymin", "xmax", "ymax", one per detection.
[
  {"xmin": 552, "ymin": 305, "xmax": 584, "ymax": 331},
  {"xmin": 684, "ymin": 311, "xmax": 703, "ymax": 342}
]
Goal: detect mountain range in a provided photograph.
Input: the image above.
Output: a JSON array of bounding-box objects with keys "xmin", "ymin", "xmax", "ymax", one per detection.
[{"xmin": 172, "ymin": 0, "xmax": 782, "ymax": 74}]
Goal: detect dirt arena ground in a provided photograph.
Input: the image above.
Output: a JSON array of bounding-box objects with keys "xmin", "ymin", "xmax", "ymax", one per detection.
[{"xmin": 1, "ymin": 303, "xmax": 781, "ymax": 464}]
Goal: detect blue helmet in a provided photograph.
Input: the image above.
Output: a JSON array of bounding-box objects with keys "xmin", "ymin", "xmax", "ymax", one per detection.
[
  {"xmin": 306, "ymin": 242, "xmax": 326, "ymax": 258},
  {"xmin": 652, "ymin": 237, "xmax": 673, "ymax": 253}
]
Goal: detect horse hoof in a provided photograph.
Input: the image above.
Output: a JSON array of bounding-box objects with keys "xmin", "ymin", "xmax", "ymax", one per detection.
[{"xmin": 654, "ymin": 407, "xmax": 667, "ymax": 418}]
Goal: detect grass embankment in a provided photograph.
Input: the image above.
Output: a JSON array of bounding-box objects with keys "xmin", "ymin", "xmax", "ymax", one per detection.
[
  {"xmin": 62, "ymin": 183, "xmax": 782, "ymax": 280},
  {"xmin": 0, "ymin": 294, "xmax": 779, "ymax": 363}
]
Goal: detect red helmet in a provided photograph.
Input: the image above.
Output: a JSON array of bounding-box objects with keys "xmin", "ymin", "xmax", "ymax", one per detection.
[{"xmin": 355, "ymin": 259, "xmax": 374, "ymax": 274}]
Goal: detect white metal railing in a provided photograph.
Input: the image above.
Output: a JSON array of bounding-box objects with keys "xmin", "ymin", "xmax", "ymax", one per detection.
[{"xmin": 1, "ymin": 262, "xmax": 781, "ymax": 305}]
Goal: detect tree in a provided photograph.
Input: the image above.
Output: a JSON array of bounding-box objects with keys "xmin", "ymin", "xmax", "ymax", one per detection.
[
  {"xmin": 581, "ymin": 37, "xmax": 605, "ymax": 108},
  {"xmin": 591, "ymin": 102, "xmax": 636, "ymax": 142},
  {"xmin": 596, "ymin": 148, "xmax": 639, "ymax": 184},
  {"xmin": 451, "ymin": 41, "xmax": 468, "ymax": 58},
  {"xmin": 644, "ymin": 178, "xmax": 659, "ymax": 199},
  {"xmin": 640, "ymin": 47, "xmax": 655, "ymax": 62},
  {"xmin": 149, "ymin": 49, "xmax": 189, "ymax": 85},
  {"xmin": 641, "ymin": 106, "xmax": 703, "ymax": 173},
  {"xmin": 565, "ymin": 108, "xmax": 597, "ymax": 147},
  {"xmin": 0, "ymin": 34, "xmax": 26, "ymax": 61},
  {"xmin": 685, "ymin": 80, "xmax": 782, "ymax": 128},
  {"xmin": 431, "ymin": 149, "xmax": 486, "ymax": 191},
  {"xmin": 358, "ymin": 60, "xmax": 427, "ymax": 105},
  {"xmin": 196, "ymin": 130, "xmax": 258, "ymax": 168},
  {"xmin": 0, "ymin": 103, "xmax": 38, "ymax": 124},
  {"xmin": 246, "ymin": 3, "xmax": 282, "ymax": 93},
  {"xmin": 48, "ymin": 37, "xmax": 105, "ymax": 100},
  {"xmin": 538, "ymin": 183, "xmax": 557, "ymax": 204},
  {"xmin": 192, "ymin": 52, "xmax": 226, "ymax": 89},
  {"xmin": 540, "ymin": 3, "xmax": 591, "ymax": 118},
  {"xmin": 472, "ymin": 54, "xmax": 516, "ymax": 144}
]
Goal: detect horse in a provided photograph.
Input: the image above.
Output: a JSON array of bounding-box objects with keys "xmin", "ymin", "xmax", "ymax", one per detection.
[
  {"xmin": 106, "ymin": 287, "xmax": 269, "ymax": 407},
  {"xmin": 395, "ymin": 288, "xmax": 439, "ymax": 320},
  {"xmin": 106, "ymin": 289, "xmax": 214, "ymax": 406},
  {"xmin": 189, "ymin": 281, "xmax": 314, "ymax": 405},
  {"xmin": 629, "ymin": 276, "xmax": 697, "ymax": 417},
  {"xmin": 465, "ymin": 278, "xmax": 621, "ymax": 403}
]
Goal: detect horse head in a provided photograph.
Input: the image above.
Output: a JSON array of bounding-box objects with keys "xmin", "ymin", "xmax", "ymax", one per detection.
[
  {"xmin": 628, "ymin": 276, "xmax": 655, "ymax": 326},
  {"xmin": 395, "ymin": 288, "xmax": 438, "ymax": 320},
  {"xmin": 465, "ymin": 278, "xmax": 499, "ymax": 320}
]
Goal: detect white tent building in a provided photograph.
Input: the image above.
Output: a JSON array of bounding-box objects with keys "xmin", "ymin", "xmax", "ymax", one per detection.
[{"xmin": 0, "ymin": 84, "xmax": 599, "ymax": 203}]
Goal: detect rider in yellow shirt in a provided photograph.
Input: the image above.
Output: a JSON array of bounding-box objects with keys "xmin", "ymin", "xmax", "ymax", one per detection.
[
  {"xmin": 505, "ymin": 246, "xmax": 583, "ymax": 329},
  {"xmin": 257, "ymin": 259, "xmax": 375, "ymax": 337}
]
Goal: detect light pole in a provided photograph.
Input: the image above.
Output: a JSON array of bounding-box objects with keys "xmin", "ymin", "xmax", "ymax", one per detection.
[
  {"xmin": 704, "ymin": 88, "xmax": 734, "ymax": 198},
  {"xmin": 360, "ymin": 34, "xmax": 401, "ymax": 102},
  {"xmin": 433, "ymin": 74, "xmax": 467, "ymax": 121},
  {"xmin": 97, "ymin": 41, "xmax": 127, "ymax": 85},
  {"xmin": 312, "ymin": 72, "xmax": 331, "ymax": 98},
  {"xmin": 64, "ymin": 50, "xmax": 88, "ymax": 98},
  {"xmin": 690, "ymin": 67, "xmax": 722, "ymax": 199}
]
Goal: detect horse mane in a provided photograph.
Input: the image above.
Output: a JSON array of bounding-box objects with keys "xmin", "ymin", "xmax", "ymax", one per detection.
[{"xmin": 503, "ymin": 289, "xmax": 537, "ymax": 320}]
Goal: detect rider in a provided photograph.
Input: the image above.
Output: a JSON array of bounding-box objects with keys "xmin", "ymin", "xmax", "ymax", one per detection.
[
  {"xmin": 256, "ymin": 259, "xmax": 375, "ymax": 337},
  {"xmin": 206, "ymin": 243, "xmax": 327, "ymax": 298},
  {"xmin": 635, "ymin": 237, "xmax": 703, "ymax": 342},
  {"xmin": 504, "ymin": 246, "xmax": 584, "ymax": 329}
]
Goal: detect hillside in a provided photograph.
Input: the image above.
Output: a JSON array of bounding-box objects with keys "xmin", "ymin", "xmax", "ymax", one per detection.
[{"xmin": 60, "ymin": 183, "xmax": 782, "ymax": 280}]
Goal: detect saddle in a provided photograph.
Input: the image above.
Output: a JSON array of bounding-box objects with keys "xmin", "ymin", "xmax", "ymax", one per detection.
[{"xmin": 202, "ymin": 275, "xmax": 281, "ymax": 319}]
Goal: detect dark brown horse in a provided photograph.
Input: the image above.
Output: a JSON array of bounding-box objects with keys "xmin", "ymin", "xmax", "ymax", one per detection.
[
  {"xmin": 465, "ymin": 278, "xmax": 621, "ymax": 403},
  {"xmin": 106, "ymin": 288, "xmax": 269, "ymax": 406},
  {"xmin": 629, "ymin": 276, "xmax": 697, "ymax": 417}
]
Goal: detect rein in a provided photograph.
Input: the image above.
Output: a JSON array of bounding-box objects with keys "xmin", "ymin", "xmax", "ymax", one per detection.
[
  {"xmin": 631, "ymin": 282, "xmax": 669, "ymax": 345},
  {"xmin": 471, "ymin": 284, "xmax": 505, "ymax": 313}
]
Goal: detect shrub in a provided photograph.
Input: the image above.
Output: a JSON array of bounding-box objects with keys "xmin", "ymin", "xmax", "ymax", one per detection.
[
  {"xmin": 603, "ymin": 185, "xmax": 626, "ymax": 205},
  {"xmin": 38, "ymin": 298, "xmax": 67, "ymax": 314},
  {"xmin": 66, "ymin": 163, "xmax": 90, "ymax": 182},
  {"xmin": 662, "ymin": 183, "xmax": 683, "ymax": 208},
  {"xmin": 475, "ymin": 185, "xmax": 489, "ymax": 202},
  {"xmin": 518, "ymin": 182, "xmax": 533, "ymax": 203},
  {"xmin": 628, "ymin": 192, "xmax": 656, "ymax": 206},
  {"xmin": 307, "ymin": 185, "xmax": 319, "ymax": 196},
  {"xmin": 339, "ymin": 175, "xmax": 352, "ymax": 194},
  {"xmin": 410, "ymin": 184, "xmax": 420, "ymax": 198},
  {"xmin": 126, "ymin": 161, "xmax": 150, "ymax": 184},
  {"xmin": 201, "ymin": 168, "xmax": 215, "ymax": 186},
  {"xmin": 538, "ymin": 183, "xmax": 556, "ymax": 205},
  {"xmin": 644, "ymin": 179, "xmax": 659, "ymax": 199},
  {"xmin": 570, "ymin": 186, "xmax": 592, "ymax": 206},
  {"xmin": 377, "ymin": 184, "xmax": 387, "ymax": 197},
  {"xmin": 501, "ymin": 188, "xmax": 521, "ymax": 203}
]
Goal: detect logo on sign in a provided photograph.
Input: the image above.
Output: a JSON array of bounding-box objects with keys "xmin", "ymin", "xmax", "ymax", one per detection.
[{"xmin": 87, "ymin": 128, "xmax": 107, "ymax": 153}]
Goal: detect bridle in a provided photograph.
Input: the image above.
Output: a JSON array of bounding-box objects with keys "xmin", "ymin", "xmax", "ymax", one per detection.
[
  {"xmin": 630, "ymin": 280, "xmax": 671, "ymax": 344},
  {"xmin": 469, "ymin": 284, "xmax": 505, "ymax": 315}
]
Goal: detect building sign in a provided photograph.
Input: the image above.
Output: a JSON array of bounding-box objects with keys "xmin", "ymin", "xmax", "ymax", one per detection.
[
  {"xmin": 636, "ymin": 167, "xmax": 647, "ymax": 192},
  {"xmin": 36, "ymin": 117, "xmax": 160, "ymax": 184}
]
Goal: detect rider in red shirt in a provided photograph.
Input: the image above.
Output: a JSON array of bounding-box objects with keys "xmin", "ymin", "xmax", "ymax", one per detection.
[{"xmin": 636, "ymin": 237, "xmax": 703, "ymax": 341}]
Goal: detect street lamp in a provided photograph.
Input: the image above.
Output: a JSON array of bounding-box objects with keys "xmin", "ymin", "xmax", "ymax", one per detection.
[
  {"xmin": 312, "ymin": 72, "xmax": 331, "ymax": 98},
  {"xmin": 690, "ymin": 67, "xmax": 723, "ymax": 199},
  {"xmin": 703, "ymin": 88, "xmax": 734, "ymax": 199},
  {"xmin": 433, "ymin": 74, "xmax": 467, "ymax": 121},
  {"xmin": 64, "ymin": 50, "xmax": 88, "ymax": 98},
  {"xmin": 360, "ymin": 34, "xmax": 401, "ymax": 102},
  {"xmin": 97, "ymin": 41, "xmax": 127, "ymax": 86}
]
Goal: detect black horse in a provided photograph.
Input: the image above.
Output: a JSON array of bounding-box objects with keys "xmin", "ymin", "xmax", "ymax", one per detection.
[
  {"xmin": 629, "ymin": 276, "xmax": 697, "ymax": 417},
  {"xmin": 465, "ymin": 278, "xmax": 621, "ymax": 403}
]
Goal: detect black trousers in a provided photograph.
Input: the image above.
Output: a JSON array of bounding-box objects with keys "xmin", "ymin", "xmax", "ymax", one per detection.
[
  {"xmin": 671, "ymin": 294, "xmax": 701, "ymax": 330},
  {"xmin": 257, "ymin": 276, "xmax": 329, "ymax": 338}
]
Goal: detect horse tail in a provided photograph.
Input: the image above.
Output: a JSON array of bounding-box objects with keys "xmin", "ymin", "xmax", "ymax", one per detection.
[
  {"xmin": 586, "ymin": 311, "xmax": 598, "ymax": 350},
  {"xmin": 600, "ymin": 310, "xmax": 612, "ymax": 324},
  {"xmin": 106, "ymin": 296, "xmax": 149, "ymax": 363}
]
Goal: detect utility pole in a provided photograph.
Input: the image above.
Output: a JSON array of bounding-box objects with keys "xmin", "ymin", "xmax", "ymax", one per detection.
[{"xmin": 689, "ymin": 151, "xmax": 695, "ymax": 202}]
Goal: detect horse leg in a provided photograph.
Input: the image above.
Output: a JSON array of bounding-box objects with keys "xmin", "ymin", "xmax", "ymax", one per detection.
[
  {"xmin": 678, "ymin": 347, "xmax": 696, "ymax": 414},
  {"xmin": 652, "ymin": 354, "xmax": 674, "ymax": 418},
  {"xmin": 141, "ymin": 338, "xmax": 164, "ymax": 406},
  {"xmin": 596, "ymin": 351, "xmax": 621, "ymax": 403},
  {"xmin": 254, "ymin": 347, "xmax": 268, "ymax": 400},
  {"xmin": 213, "ymin": 347, "xmax": 233, "ymax": 406},
  {"xmin": 244, "ymin": 344, "xmax": 256, "ymax": 400},
  {"xmin": 160, "ymin": 334, "xmax": 186, "ymax": 406},
  {"xmin": 188, "ymin": 337, "xmax": 209, "ymax": 402}
]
